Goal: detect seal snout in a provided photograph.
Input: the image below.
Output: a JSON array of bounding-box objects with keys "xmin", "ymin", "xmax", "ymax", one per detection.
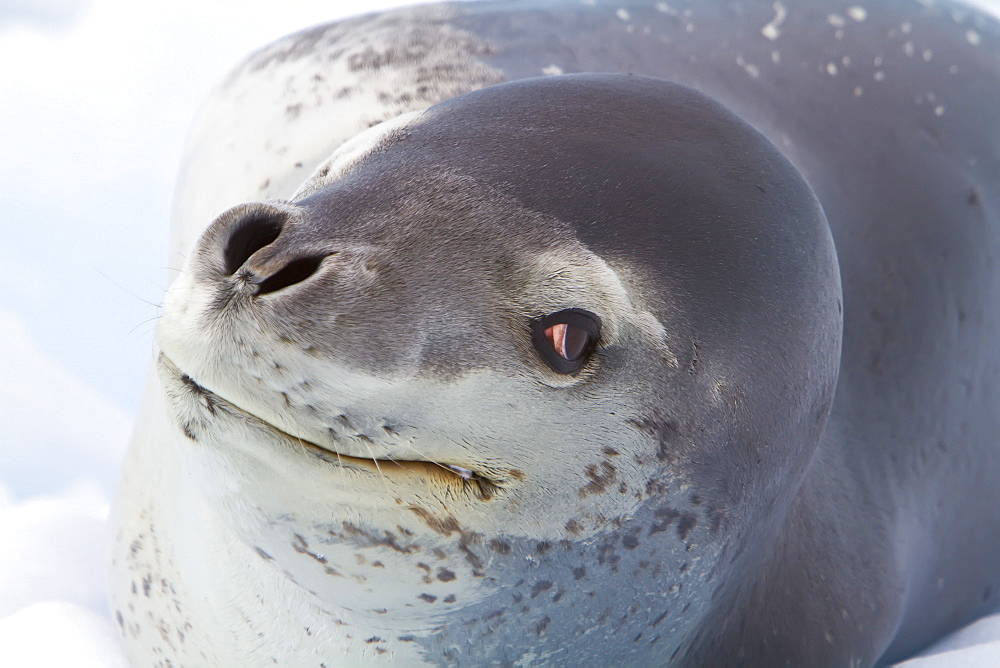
[{"xmin": 215, "ymin": 201, "xmax": 328, "ymax": 295}]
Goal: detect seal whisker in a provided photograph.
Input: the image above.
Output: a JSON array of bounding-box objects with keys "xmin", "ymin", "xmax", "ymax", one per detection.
[
  {"xmin": 360, "ymin": 439, "xmax": 393, "ymax": 497},
  {"xmin": 94, "ymin": 268, "xmax": 164, "ymax": 309},
  {"xmin": 129, "ymin": 315, "xmax": 162, "ymax": 336}
]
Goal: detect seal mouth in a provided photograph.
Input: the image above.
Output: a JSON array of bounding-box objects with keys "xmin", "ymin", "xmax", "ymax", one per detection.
[{"xmin": 156, "ymin": 353, "xmax": 506, "ymax": 498}]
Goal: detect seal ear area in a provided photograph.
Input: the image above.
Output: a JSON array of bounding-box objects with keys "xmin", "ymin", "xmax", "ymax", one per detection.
[{"xmin": 531, "ymin": 308, "xmax": 602, "ymax": 374}]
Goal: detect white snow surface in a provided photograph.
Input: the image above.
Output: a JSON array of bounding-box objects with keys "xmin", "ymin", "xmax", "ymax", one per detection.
[{"xmin": 0, "ymin": 0, "xmax": 997, "ymax": 665}]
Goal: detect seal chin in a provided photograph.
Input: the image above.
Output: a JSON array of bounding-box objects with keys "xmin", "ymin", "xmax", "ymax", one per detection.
[{"xmin": 155, "ymin": 352, "xmax": 506, "ymax": 500}]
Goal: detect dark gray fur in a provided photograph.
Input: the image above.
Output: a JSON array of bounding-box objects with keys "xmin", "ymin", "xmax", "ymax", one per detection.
[{"xmin": 438, "ymin": 4, "xmax": 1000, "ymax": 663}]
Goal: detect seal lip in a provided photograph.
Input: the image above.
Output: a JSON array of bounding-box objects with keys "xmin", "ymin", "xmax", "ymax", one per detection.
[{"xmin": 155, "ymin": 353, "xmax": 505, "ymax": 496}]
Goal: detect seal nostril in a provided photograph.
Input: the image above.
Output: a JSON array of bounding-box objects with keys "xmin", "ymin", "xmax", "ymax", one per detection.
[
  {"xmin": 223, "ymin": 214, "xmax": 284, "ymax": 275},
  {"xmin": 257, "ymin": 255, "xmax": 327, "ymax": 295}
]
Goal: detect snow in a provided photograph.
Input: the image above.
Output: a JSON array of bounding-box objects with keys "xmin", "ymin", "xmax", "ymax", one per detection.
[
  {"xmin": 0, "ymin": 0, "xmax": 997, "ymax": 665},
  {"xmin": 0, "ymin": 602, "xmax": 127, "ymax": 668},
  {"xmin": 900, "ymin": 615, "xmax": 1000, "ymax": 667}
]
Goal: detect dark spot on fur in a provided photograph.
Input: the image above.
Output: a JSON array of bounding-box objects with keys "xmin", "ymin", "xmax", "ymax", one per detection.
[
  {"xmin": 677, "ymin": 514, "xmax": 697, "ymax": 540},
  {"xmin": 285, "ymin": 103, "xmax": 302, "ymax": 120},
  {"xmin": 292, "ymin": 534, "xmax": 328, "ymax": 564},
  {"xmin": 622, "ymin": 533, "xmax": 640, "ymax": 550},
  {"xmin": 419, "ymin": 593, "xmax": 437, "ymax": 603},
  {"xmin": 398, "ymin": 635, "xmax": 415, "ymax": 642},
  {"xmin": 488, "ymin": 539, "xmax": 511, "ymax": 554},
  {"xmin": 535, "ymin": 616, "xmax": 551, "ymax": 635},
  {"xmin": 603, "ymin": 446, "xmax": 620, "ymax": 456},
  {"xmin": 436, "ymin": 567, "xmax": 456, "ymax": 582},
  {"xmin": 531, "ymin": 581, "xmax": 553, "ymax": 598},
  {"xmin": 597, "ymin": 542, "xmax": 621, "ymax": 571},
  {"xmin": 634, "ymin": 632, "xmax": 644, "ymax": 642},
  {"xmin": 535, "ymin": 541, "xmax": 551, "ymax": 554},
  {"xmin": 579, "ymin": 462, "xmax": 617, "ymax": 498},
  {"xmin": 572, "ymin": 566, "xmax": 587, "ymax": 580},
  {"xmin": 407, "ymin": 506, "xmax": 461, "ymax": 536},
  {"xmin": 651, "ymin": 609, "xmax": 670, "ymax": 627},
  {"xmin": 372, "ymin": 561, "xmax": 384, "ymax": 568},
  {"xmin": 650, "ymin": 506, "xmax": 680, "ymax": 535},
  {"xmin": 115, "ymin": 610, "xmax": 124, "ymax": 627},
  {"xmin": 443, "ymin": 594, "xmax": 456, "ymax": 603},
  {"xmin": 645, "ymin": 479, "xmax": 667, "ymax": 497},
  {"xmin": 565, "ymin": 519, "xmax": 583, "ymax": 535},
  {"xmin": 339, "ymin": 522, "xmax": 416, "ymax": 554},
  {"xmin": 707, "ymin": 506, "xmax": 725, "ymax": 534},
  {"xmin": 458, "ymin": 533, "xmax": 484, "ymax": 570},
  {"xmin": 968, "ymin": 188, "xmax": 980, "ymax": 206},
  {"xmin": 142, "ymin": 574, "xmax": 152, "ymax": 597},
  {"xmin": 365, "ymin": 636, "xmax": 384, "ymax": 644},
  {"xmin": 628, "ymin": 415, "xmax": 680, "ymax": 462}
]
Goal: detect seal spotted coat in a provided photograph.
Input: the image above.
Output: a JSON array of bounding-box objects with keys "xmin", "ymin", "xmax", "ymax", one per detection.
[{"xmin": 111, "ymin": 1, "xmax": 1000, "ymax": 665}]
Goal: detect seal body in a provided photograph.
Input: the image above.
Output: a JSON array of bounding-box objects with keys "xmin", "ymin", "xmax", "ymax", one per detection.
[{"xmin": 110, "ymin": 2, "xmax": 1000, "ymax": 665}]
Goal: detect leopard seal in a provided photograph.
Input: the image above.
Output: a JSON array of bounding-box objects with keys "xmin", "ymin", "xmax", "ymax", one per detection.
[{"xmin": 110, "ymin": 1, "xmax": 1000, "ymax": 665}]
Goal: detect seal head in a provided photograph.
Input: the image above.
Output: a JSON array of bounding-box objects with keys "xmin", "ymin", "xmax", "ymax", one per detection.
[{"xmin": 154, "ymin": 74, "xmax": 841, "ymax": 663}]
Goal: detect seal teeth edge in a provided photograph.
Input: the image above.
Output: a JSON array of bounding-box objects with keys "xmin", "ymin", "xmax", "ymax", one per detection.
[{"xmin": 445, "ymin": 465, "xmax": 476, "ymax": 479}]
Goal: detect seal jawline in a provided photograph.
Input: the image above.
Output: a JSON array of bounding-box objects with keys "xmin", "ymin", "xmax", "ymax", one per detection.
[{"xmin": 155, "ymin": 353, "xmax": 499, "ymax": 490}]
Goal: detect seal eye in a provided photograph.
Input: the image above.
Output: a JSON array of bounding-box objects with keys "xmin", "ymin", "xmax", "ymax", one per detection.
[{"xmin": 531, "ymin": 309, "xmax": 601, "ymax": 374}]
